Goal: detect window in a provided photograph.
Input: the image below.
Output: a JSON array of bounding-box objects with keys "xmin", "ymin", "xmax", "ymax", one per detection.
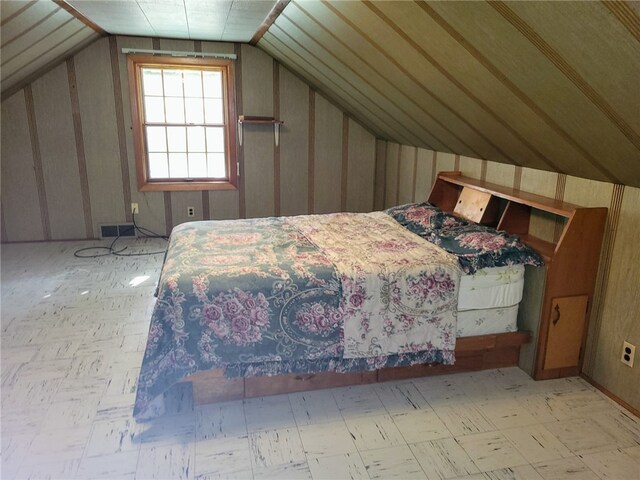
[{"xmin": 127, "ymin": 55, "xmax": 237, "ymax": 191}]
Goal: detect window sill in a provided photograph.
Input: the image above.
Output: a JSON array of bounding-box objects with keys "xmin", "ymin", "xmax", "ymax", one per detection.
[{"xmin": 139, "ymin": 180, "xmax": 238, "ymax": 192}]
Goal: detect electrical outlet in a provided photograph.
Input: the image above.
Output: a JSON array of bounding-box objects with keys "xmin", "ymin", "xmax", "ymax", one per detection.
[
  {"xmin": 131, "ymin": 203, "xmax": 139, "ymax": 215},
  {"xmin": 187, "ymin": 206, "xmax": 195, "ymax": 217},
  {"xmin": 621, "ymin": 341, "xmax": 635, "ymax": 367}
]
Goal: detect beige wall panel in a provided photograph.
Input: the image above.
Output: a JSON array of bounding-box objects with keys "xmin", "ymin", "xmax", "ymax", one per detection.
[
  {"xmin": 241, "ymin": 45, "xmax": 275, "ymax": 219},
  {"xmin": 435, "ymin": 152, "xmax": 456, "ymax": 174},
  {"xmin": 398, "ymin": 145, "xmax": 416, "ymax": 205},
  {"xmin": 313, "ymin": 94, "xmax": 342, "ymax": 214},
  {"xmin": 243, "ymin": 127, "xmax": 275, "ymax": 218},
  {"xmin": 415, "ymin": 148, "xmax": 435, "ymax": 202},
  {"xmin": 31, "ymin": 62, "xmax": 86, "ymax": 240},
  {"xmin": 428, "ymin": 1, "xmax": 637, "ymax": 183},
  {"xmin": 0, "ymin": 92, "xmax": 44, "ymax": 241},
  {"xmin": 485, "ymin": 161, "xmax": 516, "ymax": 188},
  {"xmin": 592, "ymin": 186, "xmax": 640, "ymax": 410},
  {"xmin": 200, "ymin": 41, "xmax": 235, "ymax": 55},
  {"xmin": 209, "ymin": 190, "xmax": 239, "ymax": 220},
  {"xmin": 171, "ymin": 192, "xmax": 204, "ymax": 226},
  {"xmin": 520, "ymin": 167, "xmax": 558, "ymax": 243},
  {"xmin": 520, "ymin": 167, "xmax": 558, "ymax": 199},
  {"xmin": 279, "ymin": 64, "xmax": 309, "ymax": 217},
  {"xmin": 75, "ymin": 38, "xmax": 125, "ymax": 237},
  {"xmin": 116, "ymin": 36, "xmax": 166, "ymax": 235},
  {"xmin": 384, "ymin": 142, "xmax": 400, "ymax": 208},
  {"xmin": 563, "ymin": 176, "xmax": 614, "ymax": 209},
  {"xmin": 346, "ymin": 119, "xmax": 375, "ymax": 213},
  {"xmin": 241, "ymin": 44, "xmax": 273, "ymax": 117},
  {"xmin": 374, "ymin": 139, "xmax": 387, "ymax": 211},
  {"xmin": 459, "ymin": 156, "xmax": 482, "ymax": 179}
]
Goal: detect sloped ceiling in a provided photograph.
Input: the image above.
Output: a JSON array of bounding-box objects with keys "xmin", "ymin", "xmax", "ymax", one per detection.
[
  {"xmin": 1, "ymin": 1, "xmax": 639, "ymax": 187},
  {"xmin": 1, "ymin": 0, "xmax": 101, "ymax": 96},
  {"xmin": 259, "ymin": 1, "xmax": 640, "ymax": 187}
]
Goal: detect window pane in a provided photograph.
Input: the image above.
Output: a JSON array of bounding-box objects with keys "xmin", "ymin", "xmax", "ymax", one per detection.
[
  {"xmin": 203, "ymin": 71, "xmax": 222, "ymax": 98},
  {"xmin": 165, "ymin": 97, "xmax": 185, "ymax": 123},
  {"xmin": 185, "ymin": 98, "xmax": 204, "ymax": 124},
  {"xmin": 207, "ymin": 153, "xmax": 226, "ymax": 178},
  {"xmin": 188, "ymin": 153, "xmax": 207, "ymax": 178},
  {"xmin": 204, "ymin": 98, "xmax": 224, "ymax": 124},
  {"xmin": 183, "ymin": 70, "xmax": 203, "ymax": 97},
  {"xmin": 142, "ymin": 69, "xmax": 163, "ymax": 96},
  {"xmin": 148, "ymin": 152, "xmax": 169, "ymax": 178},
  {"xmin": 168, "ymin": 153, "xmax": 188, "ymax": 178},
  {"xmin": 187, "ymin": 126, "xmax": 205, "ymax": 152},
  {"xmin": 144, "ymin": 97, "xmax": 165, "ymax": 123},
  {"xmin": 146, "ymin": 126, "xmax": 166, "ymax": 152},
  {"xmin": 167, "ymin": 127, "xmax": 186, "ymax": 152},
  {"xmin": 163, "ymin": 70, "xmax": 183, "ymax": 97},
  {"xmin": 206, "ymin": 127, "xmax": 225, "ymax": 152}
]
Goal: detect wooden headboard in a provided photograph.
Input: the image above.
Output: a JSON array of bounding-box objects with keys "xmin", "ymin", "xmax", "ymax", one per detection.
[{"xmin": 428, "ymin": 171, "xmax": 607, "ymax": 381}]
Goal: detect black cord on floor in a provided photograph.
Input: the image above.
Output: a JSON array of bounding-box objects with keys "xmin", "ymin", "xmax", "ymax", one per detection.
[{"xmin": 73, "ymin": 212, "xmax": 168, "ymax": 259}]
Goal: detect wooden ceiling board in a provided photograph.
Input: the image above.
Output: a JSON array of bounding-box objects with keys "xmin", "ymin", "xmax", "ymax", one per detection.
[
  {"xmin": 263, "ymin": 34, "xmax": 418, "ymax": 147},
  {"xmin": 284, "ymin": 3, "xmax": 493, "ymax": 161},
  {"xmin": 426, "ymin": 1, "xmax": 638, "ymax": 184},
  {"xmin": 261, "ymin": 30, "xmax": 419, "ymax": 147},
  {"xmin": 275, "ymin": 11, "xmax": 454, "ymax": 153},
  {"xmin": 504, "ymin": 1, "xmax": 640, "ymax": 139},
  {"xmin": 317, "ymin": 1, "xmax": 563, "ymax": 173},
  {"xmin": 1, "ymin": 0, "xmax": 57, "ymax": 45},
  {"xmin": 67, "ymin": 1, "xmax": 156, "ymax": 37},
  {"xmin": 299, "ymin": 1, "xmax": 535, "ymax": 167},
  {"xmin": 270, "ymin": 15, "xmax": 441, "ymax": 150},
  {"xmin": 259, "ymin": 36, "xmax": 391, "ymax": 142},
  {"xmin": 376, "ymin": 1, "xmax": 613, "ymax": 181},
  {"xmin": 293, "ymin": 1, "xmax": 519, "ymax": 166}
]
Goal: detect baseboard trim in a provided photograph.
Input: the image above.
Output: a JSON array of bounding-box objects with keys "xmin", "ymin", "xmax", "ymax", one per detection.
[{"xmin": 580, "ymin": 373, "xmax": 640, "ymax": 417}]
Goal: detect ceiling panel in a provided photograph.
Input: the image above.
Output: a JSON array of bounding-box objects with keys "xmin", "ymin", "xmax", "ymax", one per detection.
[
  {"xmin": 66, "ymin": 0, "xmax": 277, "ymax": 42},
  {"xmin": 258, "ymin": 0, "xmax": 640, "ymax": 187},
  {"xmin": 0, "ymin": 0, "xmax": 100, "ymax": 95}
]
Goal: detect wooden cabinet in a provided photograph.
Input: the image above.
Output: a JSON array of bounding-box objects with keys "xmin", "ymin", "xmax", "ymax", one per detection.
[
  {"xmin": 428, "ymin": 172, "xmax": 607, "ymax": 380},
  {"xmin": 544, "ymin": 296, "xmax": 589, "ymax": 370}
]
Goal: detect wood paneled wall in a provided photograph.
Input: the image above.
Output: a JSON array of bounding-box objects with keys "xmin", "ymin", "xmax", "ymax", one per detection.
[
  {"xmin": 0, "ymin": 36, "xmax": 376, "ymax": 242},
  {"xmin": 377, "ymin": 141, "xmax": 640, "ymax": 411}
]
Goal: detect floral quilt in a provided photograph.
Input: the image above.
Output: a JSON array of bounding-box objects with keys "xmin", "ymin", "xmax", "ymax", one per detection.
[
  {"xmin": 387, "ymin": 203, "xmax": 544, "ymax": 274},
  {"xmin": 134, "ymin": 214, "xmax": 461, "ymax": 419}
]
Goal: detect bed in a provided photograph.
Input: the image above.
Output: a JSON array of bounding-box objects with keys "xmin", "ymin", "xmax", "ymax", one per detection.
[{"xmin": 133, "ymin": 202, "xmax": 542, "ymax": 419}]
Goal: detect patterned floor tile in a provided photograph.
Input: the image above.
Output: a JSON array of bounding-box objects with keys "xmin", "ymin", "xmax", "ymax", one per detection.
[
  {"xmin": 298, "ymin": 421, "xmax": 357, "ymax": 457},
  {"xmin": 345, "ymin": 414, "xmax": 406, "ymax": 451},
  {"xmin": 532, "ymin": 456, "xmax": 599, "ymax": 480},
  {"xmin": 410, "ymin": 437, "xmax": 480, "ymax": 479},
  {"xmin": 307, "ymin": 452, "xmax": 369, "ymax": 480},
  {"xmin": 456, "ymin": 431, "xmax": 528, "ymax": 472},
  {"xmin": 393, "ymin": 409, "xmax": 452, "ymax": 443},
  {"xmin": 289, "ymin": 389, "xmax": 343, "ymax": 426},
  {"xmin": 248, "ymin": 427, "xmax": 305, "ymax": 468},
  {"xmin": 360, "ymin": 444, "xmax": 426, "ymax": 479},
  {"xmin": 501, "ymin": 424, "xmax": 573, "ymax": 464}
]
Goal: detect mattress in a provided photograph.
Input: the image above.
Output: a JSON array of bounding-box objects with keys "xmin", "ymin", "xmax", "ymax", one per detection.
[
  {"xmin": 457, "ymin": 264, "xmax": 525, "ymax": 311},
  {"xmin": 456, "ymin": 304, "xmax": 519, "ymax": 337}
]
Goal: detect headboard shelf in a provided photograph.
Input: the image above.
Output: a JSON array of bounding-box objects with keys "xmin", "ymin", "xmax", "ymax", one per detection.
[{"xmin": 428, "ymin": 171, "xmax": 607, "ymax": 382}]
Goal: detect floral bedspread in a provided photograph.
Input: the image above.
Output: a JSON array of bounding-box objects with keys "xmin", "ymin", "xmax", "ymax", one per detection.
[
  {"xmin": 293, "ymin": 212, "xmax": 460, "ymax": 358},
  {"xmin": 134, "ymin": 214, "xmax": 460, "ymax": 419},
  {"xmin": 387, "ymin": 203, "xmax": 544, "ymax": 274}
]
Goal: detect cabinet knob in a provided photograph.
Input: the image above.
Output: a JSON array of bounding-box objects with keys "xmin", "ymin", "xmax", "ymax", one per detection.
[{"xmin": 552, "ymin": 304, "xmax": 561, "ymax": 325}]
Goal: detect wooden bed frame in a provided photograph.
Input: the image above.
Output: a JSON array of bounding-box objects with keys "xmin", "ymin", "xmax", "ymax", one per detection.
[
  {"xmin": 182, "ymin": 170, "xmax": 605, "ymax": 405},
  {"xmin": 185, "ymin": 331, "xmax": 530, "ymax": 405}
]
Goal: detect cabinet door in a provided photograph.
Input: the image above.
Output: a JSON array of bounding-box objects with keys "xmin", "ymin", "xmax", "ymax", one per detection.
[{"xmin": 544, "ymin": 295, "xmax": 589, "ymax": 370}]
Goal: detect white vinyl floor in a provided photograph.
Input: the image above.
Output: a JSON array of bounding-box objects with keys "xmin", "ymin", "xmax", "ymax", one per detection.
[{"xmin": 1, "ymin": 239, "xmax": 639, "ymax": 480}]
